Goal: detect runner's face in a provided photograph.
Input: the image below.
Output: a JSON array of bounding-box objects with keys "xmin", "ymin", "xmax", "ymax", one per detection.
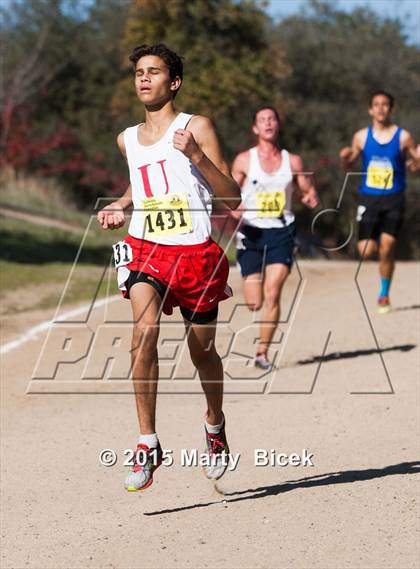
[
  {"xmin": 252, "ymin": 109, "xmax": 280, "ymax": 142},
  {"xmin": 134, "ymin": 55, "xmax": 180, "ymax": 105},
  {"xmin": 369, "ymin": 95, "xmax": 392, "ymax": 123}
]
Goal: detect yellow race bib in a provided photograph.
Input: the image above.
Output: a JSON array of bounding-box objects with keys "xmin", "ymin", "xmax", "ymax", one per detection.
[
  {"xmin": 256, "ymin": 191, "xmax": 285, "ymax": 218},
  {"xmin": 143, "ymin": 192, "xmax": 193, "ymax": 237},
  {"xmin": 366, "ymin": 163, "xmax": 394, "ymax": 190}
]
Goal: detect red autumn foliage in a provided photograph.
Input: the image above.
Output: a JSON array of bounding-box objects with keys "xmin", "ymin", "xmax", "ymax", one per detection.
[{"xmin": 0, "ymin": 104, "xmax": 127, "ymax": 194}]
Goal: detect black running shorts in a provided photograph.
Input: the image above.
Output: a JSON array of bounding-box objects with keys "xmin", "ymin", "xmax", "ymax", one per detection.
[{"xmin": 357, "ymin": 192, "xmax": 405, "ymax": 241}]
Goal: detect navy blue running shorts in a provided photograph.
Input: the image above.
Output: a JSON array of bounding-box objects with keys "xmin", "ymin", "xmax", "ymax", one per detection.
[{"xmin": 236, "ymin": 223, "xmax": 296, "ymax": 277}]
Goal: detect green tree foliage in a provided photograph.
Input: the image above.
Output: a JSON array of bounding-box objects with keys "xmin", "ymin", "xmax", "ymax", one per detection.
[
  {"xmin": 65, "ymin": 0, "xmax": 130, "ymax": 164},
  {"xmin": 0, "ymin": 0, "xmax": 77, "ymax": 153},
  {"xmin": 112, "ymin": 0, "xmax": 290, "ymax": 158},
  {"xmin": 1, "ymin": 0, "xmax": 130, "ymax": 203}
]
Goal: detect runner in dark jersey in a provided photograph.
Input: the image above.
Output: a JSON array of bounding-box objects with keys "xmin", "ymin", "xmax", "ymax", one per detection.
[{"xmin": 340, "ymin": 91, "xmax": 419, "ymax": 313}]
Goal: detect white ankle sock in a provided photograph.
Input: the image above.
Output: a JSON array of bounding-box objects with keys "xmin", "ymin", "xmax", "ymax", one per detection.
[
  {"xmin": 138, "ymin": 433, "xmax": 158, "ymax": 448},
  {"xmin": 205, "ymin": 414, "xmax": 225, "ymax": 434}
]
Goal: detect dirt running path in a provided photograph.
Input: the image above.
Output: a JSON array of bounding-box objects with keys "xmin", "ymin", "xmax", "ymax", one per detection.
[{"xmin": 1, "ymin": 261, "xmax": 419, "ymax": 569}]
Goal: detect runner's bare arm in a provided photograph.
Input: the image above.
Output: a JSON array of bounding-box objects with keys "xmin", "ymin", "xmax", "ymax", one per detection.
[
  {"xmin": 290, "ymin": 154, "xmax": 318, "ymax": 209},
  {"xmin": 401, "ymin": 130, "xmax": 420, "ymax": 172},
  {"xmin": 340, "ymin": 129, "xmax": 366, "ymax": 170},
  {"xmin": 229, "ymin": 151, "xmax": 249, "ymax": 219},
  {"xmin": 231, "ymin": 151, "xmax": 249, "ymax": 188},
  {"xmin": 97, "ymin": 132, "xmax": 132, "ymax": 230},
  {"xmin": 174, "ymin": 116, "xmax": 241, "ymax": 210}
]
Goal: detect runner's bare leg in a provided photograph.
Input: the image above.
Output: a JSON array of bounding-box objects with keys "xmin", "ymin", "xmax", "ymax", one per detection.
[
  {"xmin": 357, "ymin": 239, "xmax": 377, "ymax": 260},
  {"xmin": 258, "ymin": 263, "xmax": 288, "ymax": 354},
  {"xmin": 130, "ymin": 283, "xmax": 161, "ymax": 434},
  {"xmin": 378, "ymin": 232, "xmax": 397, "ymax": 280},
  {"xmin": 186, "ymin": 319, "xmax": 223, "ymax": 425},
  {"xmin": 243, "ymin": 273, "xmax": 263, "ymax": 311}
]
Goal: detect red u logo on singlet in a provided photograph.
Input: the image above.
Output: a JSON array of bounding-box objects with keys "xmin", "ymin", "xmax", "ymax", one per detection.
[{"xmin": 138, "ymin": 160, "xmax": 169, "ymax": 197}]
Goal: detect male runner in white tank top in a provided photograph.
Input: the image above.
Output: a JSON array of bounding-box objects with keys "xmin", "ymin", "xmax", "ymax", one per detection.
[
  {"xmin": 97, "ymin": 44, "xmax": 241, "ymax": 491},
  {"xmin": 231, "ymin": 107, "xmax": 317, "ymax": 370}
]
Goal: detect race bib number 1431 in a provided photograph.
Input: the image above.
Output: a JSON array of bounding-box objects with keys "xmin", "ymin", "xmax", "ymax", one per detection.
[{"xmin": 143, "ymin": 192, "xmax": 193, "ymax": 237}]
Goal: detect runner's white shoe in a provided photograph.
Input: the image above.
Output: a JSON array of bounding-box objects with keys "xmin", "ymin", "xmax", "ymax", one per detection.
[
  {"xmin": 254, "ymin": 353, "xmax": 272, "ymax": 371},
  {"xmin": 202, "ymin": 416, "xmax": 230, "ymax": 480},
  {"xmin": 124, "ymin": 443, "xmax": 162, "ymax": 492},
  {"xmin": 377, "ymin": 296, "xmax": 391, "ymax": 314}
]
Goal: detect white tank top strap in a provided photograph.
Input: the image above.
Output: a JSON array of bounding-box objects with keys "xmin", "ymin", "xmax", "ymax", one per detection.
[
  {"xmin": 281, "ymin": 149, "xmax": 291, "ymax": 172},
  {"xmin": 249, "ymin": 147, "xmax": 257, "ymax": 160},
  {"xmin": 163, "ymin": 112, "xmax": 193, "ymax": 140},
  {"xmin": 248, "ymin": 147, "xmax": 259, "ymax": 180},
  {"xmin": 177, "ymin": 112, "xmax": 193, "ymax": 130},
  {"xmin": 124, "ymin": 125, "xmax": 140, "ymax": 159}
]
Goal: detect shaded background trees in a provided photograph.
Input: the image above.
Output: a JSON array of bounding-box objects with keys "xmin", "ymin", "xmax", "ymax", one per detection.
[
  {"xmin": 272, "ymin": 0, "xmax": 420, "ymax": 256},
  {"xmin": 112, "ymin": 0, "xmax": 290, "ymax": 159},
  {"xmin": 1, "ymin": 0, "xmax": 419, "ymax": 256}
]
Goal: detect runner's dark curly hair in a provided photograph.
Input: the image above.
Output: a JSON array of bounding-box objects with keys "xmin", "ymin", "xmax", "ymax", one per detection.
[
  {"xmin": 369, "ymin": 91, "xmax": 394, "ymax": 109},
  {"xmin": 129, "ymin": 44, "xmax": 183, "ymax": 98}
]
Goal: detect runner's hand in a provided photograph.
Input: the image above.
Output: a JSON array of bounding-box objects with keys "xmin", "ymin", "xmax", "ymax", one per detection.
[
  {"xmin": 406, "ymin": 158, "xmax": 420, "ymax": 173},
  {"xmin": 97, "ymin": 202, "xmax": 125, "ymax": 230},
  {"xmin": 300, "ymin": 191, "xmax": 318, "ymax": 209},
  {"xmin": 229, "ymin": 207, "xmax": 244, "ymax": 220},
  {"xmin": 339, "ymin": 147, "xmax": 353, "ymax": 167},
  {"xmin": 173, "ymin": 129, "xmax": 203, "ymax": 164}
]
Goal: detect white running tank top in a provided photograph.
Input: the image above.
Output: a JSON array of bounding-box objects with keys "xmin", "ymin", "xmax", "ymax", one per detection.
[
  {"xmin": 241, "ymin": 146, "xmax": 295, "ymax": 228},
  {"xmin": 124, "ymin": 112, "xmax": 213, "ymax": 245}
]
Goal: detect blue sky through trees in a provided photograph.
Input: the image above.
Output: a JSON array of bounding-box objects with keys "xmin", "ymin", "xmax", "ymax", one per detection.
[{"xmin": 267, "ymin": 0, "xmax": 419, "ymax": 45}]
